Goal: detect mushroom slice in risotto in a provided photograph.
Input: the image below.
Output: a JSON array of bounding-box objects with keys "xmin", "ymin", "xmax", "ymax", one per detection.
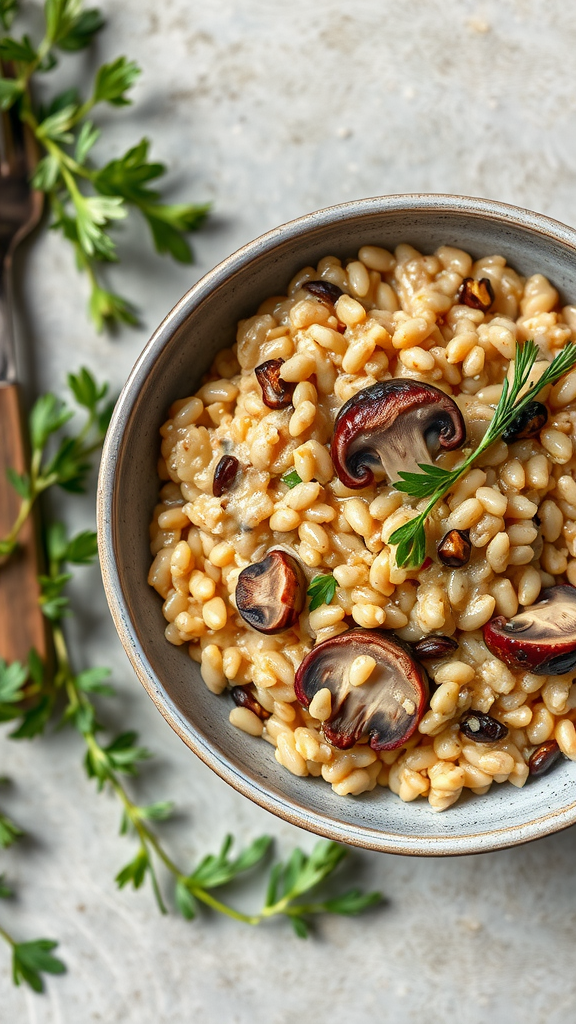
[
  {"xmin": 484, "ymin": 585, "xmax": 576, "ymax": 675},
  {"xmin": 235, "ymin": 550, "xmax": 305, "ymax": 634},
  {"xmin": 502, "ymin": 400, "xmax": 548, "ymax": 442},
  {"xmin": 255, "ymin": 358, "xmax": 295, "ymax": 409},
  {"xmin": 457, "ymin": 276, "xmax": 495, "ymax": 312},
  {"xmin": 294, "ymin": 628, "xmax": 428, "ymax": 751},
  {"xmin": 303, "ymin": 280, "xmax": 344, "ymax": 305},
  {"xmin": 330, "ymin": 380, "xmax": 466, "ymax": 488}
]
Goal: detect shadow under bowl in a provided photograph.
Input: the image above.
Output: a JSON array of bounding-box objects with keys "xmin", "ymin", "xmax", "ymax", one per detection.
[{"xmin": 97, "ymin": 193, "xmax": 576, "ymax": 855}]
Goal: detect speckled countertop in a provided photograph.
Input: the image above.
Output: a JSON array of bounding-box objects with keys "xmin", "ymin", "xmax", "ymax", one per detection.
[{"xmin": 2, "ymin": 1, "xmax": 576, "ymax": 1021}]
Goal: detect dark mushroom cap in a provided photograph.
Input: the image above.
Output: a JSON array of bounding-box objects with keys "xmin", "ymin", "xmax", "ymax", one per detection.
[
  {"xmin": 235, "ymin": 550, "xmax": 305, "ymax": 634},
  {"xmin": 303, "ymin": 280, "xmax": 343, "ymax": 305},
  {"xmin": 437, "ymin": 529, "xmax": 471, "ymax": 568},
  {"xmin": 255, "ymin": 359, "xmax": 294, "ymax": 409},
  {"xmin": 483, "ymin": 585, "xmax": 576, "ymax": 675},
  {"xmin": 213, "ymin": 455, "xmax": 239, "ymax": 497},
  {"xmin": 529, "ymin": 740, "xmax": 563, "ymax": 776},
  {"xmin": 502, "ymin": 401, "xmax": 548, "ymax": 442},
  {"xmin": 460, "ymin": 711, "xmax": 508, "ymax": 743},
  {"xmin": 411, "ymin": 635, "xmax": 459, "ymax": 660},
  {"xmin": 230, "ymin": 686, "xmax": 270, "ymax": 720},
  {"xmin": 294, "ymin": 627, "xmax": 429, "ymax": 751},
  {"xmin": 457, "ymin": 277, "xmax": 495, "ymax": 312},
  {"xmin": 330, "ymin": 380, "xmax": 466, "ymax": 488}
]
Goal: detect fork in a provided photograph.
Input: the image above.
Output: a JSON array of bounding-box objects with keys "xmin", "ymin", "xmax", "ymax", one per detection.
[{"xmin": 0, "ymin": 68, "xmax": 47, "ymax": 664}]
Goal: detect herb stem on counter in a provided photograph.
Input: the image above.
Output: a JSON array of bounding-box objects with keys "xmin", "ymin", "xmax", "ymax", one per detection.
[
  {"xmin": 0, "ymin": 0, "xmax": 209, "ymax": 330},
  {"xmin": 0, "ymin": 367, "xmax": 384, "ymax": 991}
]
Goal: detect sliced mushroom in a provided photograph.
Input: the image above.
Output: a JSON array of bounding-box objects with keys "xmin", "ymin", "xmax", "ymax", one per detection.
[
  {"xmin": 437, "ymin": 529, "xmax": 471, "ymax": 568},
  {"xmin": 255, "ymin": 358, "xmax": 294, "ymax": 409},
  {"xmin": 529, "ymin": 740, "xmax": 563, "ymax": 776},
  {"xmin": 303, "ymin": 280, "xmax": 343, "ymax": 305},
  {"xmin": 330, "ymin": 380, "xmax": 466, "ymax": 488},
  {"xmin": 235, "ymin": 550, "xmax": 305, "ymax": 634},
  {"xmin": 411, "ymin": 635, "xmax": 459, "ymax": 660},
  {"xmin": 230, "ymin": 686, "xmax": 270, "ymax": 720},
  {"xmin": 502, "ymin": 401, "xmax": 548, "ymax": 442},
  {"xmin": 460, "ymin": 711, "xmax": 508, "ymax": 743},
  {"xmin": 483, "ymin": 585, "xmax": 576, "ymax": 674},
  {"xmin": 458, "ymin": 277, "xmax": 494, "ymax": 312},
  {"xmin": 294, "ymin": 628, "xmax": 428, "ymax": 751},
  {"xmin": 213, "ymin": 455, "xmax": 239, "ymax": 497}
]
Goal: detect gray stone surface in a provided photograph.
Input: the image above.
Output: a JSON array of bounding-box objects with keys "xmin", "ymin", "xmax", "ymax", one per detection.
[{"xmin": 2, "ymin": 0, "xmax": 576, "ymax": 1020}]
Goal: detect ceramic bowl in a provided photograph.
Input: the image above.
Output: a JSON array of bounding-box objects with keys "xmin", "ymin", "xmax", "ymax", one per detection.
[{"xmin": 97, "ymin": 193, "xmax": 576, "ymax": 855}]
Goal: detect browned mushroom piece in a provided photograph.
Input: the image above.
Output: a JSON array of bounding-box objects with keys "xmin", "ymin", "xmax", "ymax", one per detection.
[
  {"xmin": 437, "ymin": 529, "xmax": 471, "ymax": 568},
  {"xmin": 457, "ymin": 277, "xmax": 495, "ymax": 312},
  {"xmin": 502, "ymin": 401, "xmax": 548, "ymax": 442},
  {"xmin": 235, "ymin": 550, "xmax": 305, "ymax": 634},
  {"xmin": 255, "ymin": 358, "xmax": 295, "ymax": 409},
  {"xmin": 330, "ymin": 380, "xmax": 466, "ymax": 488},
  {"xmin": 303, "ymin": 280, "xmax": 344, "ymax": 305},
  {"xmin": 411, "ymin": 635, "xmax": 459, "ymax": 660},
  {"xmin": 484, "ymin": 585, "xmax": 576, "ymax": 675},
  {"xmin": 460, "ymin": 711, "xmax": 508, "ymax": 743},
  {"xmin": 294, "ymin": 628, "xmax": 429, "ymax": 751},
  {"xmin": 213, "ymin": 455, "xmax": 239, "ymax": 497},
  {"xmin": 230, "ymin": 686, "xmax": 270, "ymax": 720},
  {"xmin": 529, "ymin": 740, "xmax": 563, "ymax": 776}
]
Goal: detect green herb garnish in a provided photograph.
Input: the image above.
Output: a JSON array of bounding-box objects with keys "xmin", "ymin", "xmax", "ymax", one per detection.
[
  {"xmin": 0, "ymin": 371, "xmax": 383, "ymax": 991},
  {"xmin": 390, "ymin": 340, "xmax": 576, "ymax": 568},
  {"xmin": 0, "ymin": 368, "xmax": 112, "ymax": 559},
  {"xmin": 281, "ymin": 469, "xmax": 303, "ymax": 489},
  {"xmin": 307, "ymin": 573, "xmax": 339, "ymax": 611},
  {"xmin": 5, "ymin": 933, "xmax": 66, "ymax": 994},
  {"xmin": 0, "ymin": 1, "xmax": 209, "ymax": 329}
]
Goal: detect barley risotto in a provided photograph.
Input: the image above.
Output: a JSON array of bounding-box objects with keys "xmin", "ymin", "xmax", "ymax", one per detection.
[{"xmin": 148, "ymin": 243, "xmax": 576, "ymax": 812}]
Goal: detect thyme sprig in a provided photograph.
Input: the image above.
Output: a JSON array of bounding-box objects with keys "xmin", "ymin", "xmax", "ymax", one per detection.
[
  {"xmin": 389, "ymin": 340, "xmax": 576, "ymax": 568},
  {"xmin": 0, "ymin": 369, "xmax": 383, "ymax": 991},
  {"xmin": 0, "ymin": 0, "xmax": 209, "ymax": 329}
]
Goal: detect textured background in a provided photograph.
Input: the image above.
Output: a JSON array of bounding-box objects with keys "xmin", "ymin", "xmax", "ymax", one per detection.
[{"xmin": 3, "ymin": 1, "xmax": 576, "ymax": 1021}]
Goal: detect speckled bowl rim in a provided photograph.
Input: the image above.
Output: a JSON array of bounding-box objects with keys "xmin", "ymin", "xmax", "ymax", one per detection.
[{"xmin": 97, "ymin": 193, "xmax": 576, "ymax": 856}]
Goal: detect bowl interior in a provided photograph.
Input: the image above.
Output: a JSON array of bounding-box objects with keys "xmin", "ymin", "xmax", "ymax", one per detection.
[{"xmin": 99, "ymin": 196, "xmax": 576, "ymax": 854}]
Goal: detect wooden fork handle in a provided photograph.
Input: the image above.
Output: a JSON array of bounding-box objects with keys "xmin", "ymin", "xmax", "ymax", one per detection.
[{"xmin": 0, "ymin": 382, "xmax": 48, "ymax": 663}]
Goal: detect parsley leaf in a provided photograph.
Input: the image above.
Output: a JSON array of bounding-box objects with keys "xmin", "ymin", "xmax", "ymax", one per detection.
[
  {"xmin": 307, "ymin": 574, "xmax": 339, "ymax": 611},
  {"xmin": 12, "ymin": 938, "xmax": 66, "ymax": 992},
  {"xmin": 0, "ymin": 33, "xmax": 36, "ymax": 62},
  {"xmin": 56, "ymin": 7, "xmax": 104, "ymax": 51},
  {"xmin": 92, "ymin": 56, "xmax": 140, "ymax": 107},
  {"xmin": 0, "ymin": 812, "xmax": 23, "ymax": 848},
  {"xmin": 29, "ymin": 393, "xmax": 73, "ymax": 451},
  {"xmin": 0, "ymin": 9, "xmax": 208, "ymax": 328},
  {"xmin": 0, "ymin": 0, "xmax": 17, "ymax": 31}
]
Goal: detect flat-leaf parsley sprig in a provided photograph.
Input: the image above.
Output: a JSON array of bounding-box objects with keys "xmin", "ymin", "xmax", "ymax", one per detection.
[
  {"xmin": 0, "ymin": 0, "xmax": 209, "ymax": 330},
  {"xmin": 0, "ymin": 367, "xmax": 113, "ymax": 559},
  {"xmin": 20, "ymin": 519, "xmax": 381, "ymax": 937},
  {"xmin": 0, "ymin": 368, "xmax": 384, "ymax": 991},
  {"xmin": 389, "ymin": 340, "xmax": 576, "ymax": 569},
  {"xmin": 307, "ymin": 574, "xmax": 339, "ymax": 611}
]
